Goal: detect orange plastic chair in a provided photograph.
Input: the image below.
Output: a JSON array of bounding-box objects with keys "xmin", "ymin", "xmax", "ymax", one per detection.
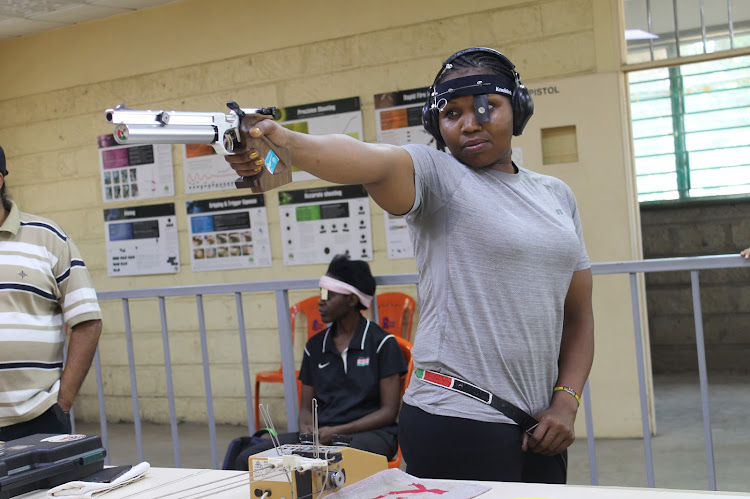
[
  {"xmin": 254, "ymin": 296, "xmax": 327, "ymax": 431},
  {"xmin": 388, "ymin": 336, "xmax": 413, "ymax": 469},
  {"xmin": 377, "ymin": 292, "xmax": 416, "ymax": 341}
]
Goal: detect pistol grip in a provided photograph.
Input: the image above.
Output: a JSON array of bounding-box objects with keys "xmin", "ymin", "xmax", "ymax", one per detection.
[
  {"xmin": 235, "ymin": 175, "xmax": 263, "ymax": 192},
  {"xmin": 234, "ymin": 113, "xmax": 293, "ymax": 192}
]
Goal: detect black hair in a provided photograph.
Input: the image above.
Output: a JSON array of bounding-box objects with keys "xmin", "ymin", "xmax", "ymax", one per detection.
[
  {"xmin": 0, "ymin": 183, "xmax": 10, "ymax": 214},
  {"xmin": 326, "ymin": 254, "xmax": 376, "ymax": 310},
  {"xmin": 436, "ymin": 51, "xmax": 515, "ymax": 85},
  {"xmin": 0, "ymin": 145, "xmax": 10, "ymax": 214}
]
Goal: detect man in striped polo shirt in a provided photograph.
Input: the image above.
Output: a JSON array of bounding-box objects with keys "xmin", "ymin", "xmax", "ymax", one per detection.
[{"xmin": 0, "ymin": 145, "xmax": 103, "ymax": 440}]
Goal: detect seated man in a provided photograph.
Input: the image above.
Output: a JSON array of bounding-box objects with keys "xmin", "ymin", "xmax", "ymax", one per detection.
[{"xmin": 232, "ymin": 254, "xmax": 407, "ymax": 471}]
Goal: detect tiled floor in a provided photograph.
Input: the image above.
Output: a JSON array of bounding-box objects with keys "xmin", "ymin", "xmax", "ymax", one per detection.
[{"xmin": 73, "ymin": 374, "xmax": 750, "ymax": 494}]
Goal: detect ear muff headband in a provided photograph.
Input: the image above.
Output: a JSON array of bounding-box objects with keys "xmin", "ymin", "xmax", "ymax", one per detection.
[{"xmin": 422, "ymin": 47, "xmax": 534, "ymax": 144}]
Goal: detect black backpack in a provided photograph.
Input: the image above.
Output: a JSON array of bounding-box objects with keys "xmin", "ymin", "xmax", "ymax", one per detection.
[{"xmin": 221, "ymin": 429, "xmax": 271, "ymax": 470}]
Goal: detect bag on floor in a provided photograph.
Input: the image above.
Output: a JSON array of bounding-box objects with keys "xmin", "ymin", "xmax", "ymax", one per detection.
[{"xmin": 221, "ymin": 429, "xmax": 271, "ymax": 470}]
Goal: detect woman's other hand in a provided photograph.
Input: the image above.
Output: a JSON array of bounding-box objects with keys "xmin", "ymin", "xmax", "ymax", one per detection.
[{"xmin": 521, "ymin": 395, "xmax": 578, "ymax": 456}]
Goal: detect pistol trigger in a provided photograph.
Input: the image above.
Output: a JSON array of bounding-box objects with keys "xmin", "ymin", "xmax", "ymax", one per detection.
[{"xmin": 223, "ymin": 130, "xmax": 237, "ymax": 154}]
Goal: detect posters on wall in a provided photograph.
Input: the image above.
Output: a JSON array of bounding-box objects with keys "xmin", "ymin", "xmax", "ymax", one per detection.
[
  {"xmin": 186, "ymin": 194, "xmax": 272, "ymax": 271},
  {"xmin": 278, "ymin": 185, "xmax": 373, "ymax": 266},
  {"xmin": 97, "ymin": 134, "xmax": 175, "ymax": 202},
  {"xmin": 372, "ymin": 88, "xmax": 436, "ymax": 260},
  {"xmin": 104, "ymin": 203, "xmax": 180, "ymax": 276},
  {"xmin": 279, "ymin": 97, "xmax": 363, "ymax": 183}
]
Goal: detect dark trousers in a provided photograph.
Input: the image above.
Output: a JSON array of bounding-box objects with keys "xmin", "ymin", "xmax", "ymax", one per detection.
[
  {"xmin": 234, "ymin": 425, "xmax": 398, "ymax": 471},
  {"xmin": 0, "ymin": 404, "xmax": 72, "ymax": 441},
  {"xmin": 399, "ymin": 403, "xmax": 567, "ymax": 483}
]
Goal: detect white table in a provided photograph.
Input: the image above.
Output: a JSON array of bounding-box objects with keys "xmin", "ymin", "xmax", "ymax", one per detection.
[{"xmin": 19, "ymin": 467, "xmax": 750, "ymax": 498}]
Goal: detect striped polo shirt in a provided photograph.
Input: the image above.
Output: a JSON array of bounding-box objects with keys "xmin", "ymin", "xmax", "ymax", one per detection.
[{"xmin": 0, "ymin": 201, "xmax": 102, "ymax": 427}]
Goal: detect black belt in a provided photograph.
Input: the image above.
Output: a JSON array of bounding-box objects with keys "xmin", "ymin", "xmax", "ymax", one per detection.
[{"xmin": 415, "ymin": 368, "xmax": 539, "ymax": 436}]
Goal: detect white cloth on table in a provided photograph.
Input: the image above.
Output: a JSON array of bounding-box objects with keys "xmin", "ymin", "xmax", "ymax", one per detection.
[{"xmin": 46, "ymin": 462, "xmax": 150, "ymax": 499}]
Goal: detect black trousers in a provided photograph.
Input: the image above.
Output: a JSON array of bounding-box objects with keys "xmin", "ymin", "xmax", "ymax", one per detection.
[
  {"xmin": 399, "ymin": 403, "xmax": 567, "ymax": 483},
  {"xmin": 234, "ymin": 425, "xmax": 398, "ymax": 471},
  {"xmin": 0, "ymin": 404, "xmax": 72, "ymax": 441}
]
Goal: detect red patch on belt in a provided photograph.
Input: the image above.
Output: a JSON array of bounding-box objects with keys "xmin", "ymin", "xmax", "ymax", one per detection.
[{"xmin": 422, "ymin": 371, "xmax": 453, "ymax": 388}]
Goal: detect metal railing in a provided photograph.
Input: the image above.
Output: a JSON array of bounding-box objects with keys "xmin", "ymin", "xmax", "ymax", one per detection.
[{"xmin": 82, "ymin": 254, "xmax": 748, "ymax": 488}]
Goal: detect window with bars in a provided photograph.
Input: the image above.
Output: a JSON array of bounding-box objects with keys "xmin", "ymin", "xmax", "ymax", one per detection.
[
  {"xmin": 624, "ymin": 1, "xmax": 750, "ymax": 202},
  {"xmin": 629, "ymin": 54, "xmax": 750, "ymax": 202}
]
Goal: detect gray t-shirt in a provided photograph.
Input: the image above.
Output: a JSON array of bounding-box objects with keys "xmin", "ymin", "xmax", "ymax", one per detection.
[{"xmin": 401, "ymin": 144, "xmax": 590, "ymax": 425}]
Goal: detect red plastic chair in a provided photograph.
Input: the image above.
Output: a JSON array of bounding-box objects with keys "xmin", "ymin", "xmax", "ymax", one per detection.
[
  {"xmin": 254, "ymin": 296, "xmax": 327, "ymax": 431},
  {"xmin": 377, "ymin": 292, "xmax": 416, "ymax": 341},
  {"xmin": 388, "ymin": 336, "xmax": 413, "ymax": 469}
]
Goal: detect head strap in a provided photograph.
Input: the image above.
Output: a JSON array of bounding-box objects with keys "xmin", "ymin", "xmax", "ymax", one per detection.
[{"xmin": 431, "ymin": 73, "xmax": 515, "ymax": 109}]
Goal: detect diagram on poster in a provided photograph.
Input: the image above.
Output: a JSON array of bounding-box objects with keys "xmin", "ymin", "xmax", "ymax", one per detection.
[
  {"xmin": 383, "ymin": 212, "xmax": 413, "ymax": 259},
  {"xmin": 186, "ymin": 194, "xmax": 272, "ymax": 271},
  {"xmin": 374, "ymin": 87, "xmax": 436, "ymax": 148},
  {"xmin": 97, "ymin": 134, "xmax": 175, "ymax": 202},
  {"xmin": 104, "ymin": 203, "xmax": 180, "ymax": 276},
  {"xmin": 278, "ymin": 185, "xmax": 372, "ymax": 265},
  {"xmin": 183, "ymin": 144, "xmax": 241, "ymax": 193},
  {"xmin": 278, "ymin": 97, "xmax": 363, "ymax": 183}
]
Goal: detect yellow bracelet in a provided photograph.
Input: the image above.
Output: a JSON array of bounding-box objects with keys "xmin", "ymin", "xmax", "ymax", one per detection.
[{"xmin": 553, "ymin": 385, "xmax": 581, "ymax": 405}]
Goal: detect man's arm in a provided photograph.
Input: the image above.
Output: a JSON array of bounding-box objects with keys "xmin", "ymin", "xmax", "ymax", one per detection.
[
  {"xmin": 57, "ymin": 319, "xmax": 102, "ymax": 412},
  {"xmin": 524, "ymin": 268, "xmax": 594, "ymax": 455}
]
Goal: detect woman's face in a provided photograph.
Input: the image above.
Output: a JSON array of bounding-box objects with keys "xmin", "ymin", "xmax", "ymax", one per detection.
[
  {"xmin": 318, "ymin": 288, "xmax": 356, "ymax": 323},
  {"xmin": 438, "ymin": 70, "xmax": 514, "ymax": 172}
]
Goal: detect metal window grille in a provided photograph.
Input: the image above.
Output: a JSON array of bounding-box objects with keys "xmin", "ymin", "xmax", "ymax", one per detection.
[
  {"xmin": 624, "ymin": 0, "xmax": 750, "ymax": 64},
  {"xmin": 629, "ymin": 54, "xmax": 750, "ymax": 202}
]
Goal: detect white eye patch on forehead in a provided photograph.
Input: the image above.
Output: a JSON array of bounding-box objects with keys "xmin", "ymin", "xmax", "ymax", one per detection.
[
  {"xmin": 319, "ymin": 275, "xmax": 373, "ymax": 309},
  {"xmin": 431, "ymin": 73, "xmax": 515, "ymax": 123}
]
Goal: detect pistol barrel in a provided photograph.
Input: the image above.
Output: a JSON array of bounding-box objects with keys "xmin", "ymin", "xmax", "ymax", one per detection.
[{"xmin": 113, "ymin": 124, "xmax": 217, "ymax": 145}]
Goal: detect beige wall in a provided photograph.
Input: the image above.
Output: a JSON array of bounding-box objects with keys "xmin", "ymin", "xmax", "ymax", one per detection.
[{"xmin": 0, "ymin": 0, "xmax": 646, "ymax": 437}]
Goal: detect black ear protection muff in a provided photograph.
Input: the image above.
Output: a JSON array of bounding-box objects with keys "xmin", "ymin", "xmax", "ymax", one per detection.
[{"xmin": 422, "ymin": 47, "xmax": 534, "ymax": 147}]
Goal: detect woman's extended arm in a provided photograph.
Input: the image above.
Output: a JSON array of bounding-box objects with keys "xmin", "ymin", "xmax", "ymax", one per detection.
[
  {"xmin": 523, "ymin": 268, "xmax": 594, "ymax": 455},
  {"xmin": 228, "ymin": 120, "xmax": 416, "ymax": 215}
]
